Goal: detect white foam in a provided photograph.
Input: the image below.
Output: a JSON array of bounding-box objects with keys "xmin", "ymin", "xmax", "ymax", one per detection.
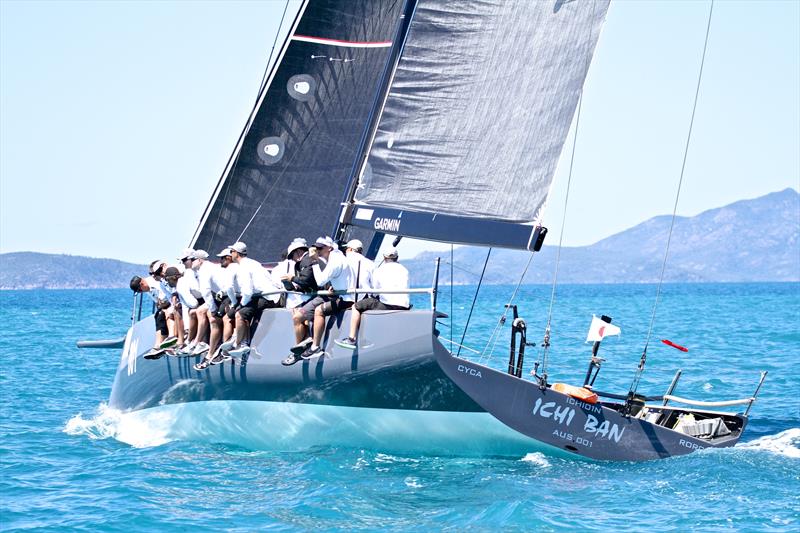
[
  {"xmin": 64, "ymin": 403, "xmax": 175, "ymax": 448},
  {"xmin": 737, "ymin": 428, "xmax": 800, "ymax": 459},
  {"xmin": 65, "ymin": 400, "xmax": 551, "ymax": 457},
  {"xmin": 521, "ymin": 452, "xmax": 551, "ymax": 467}
]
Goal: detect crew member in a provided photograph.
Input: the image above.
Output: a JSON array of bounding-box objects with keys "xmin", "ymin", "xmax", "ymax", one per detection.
[{"xmin": 337, "ymin": 248, "xmax": 409, "ymax": 349}]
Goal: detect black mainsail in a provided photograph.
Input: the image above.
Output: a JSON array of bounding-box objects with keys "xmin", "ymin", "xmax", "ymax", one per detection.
[
  {"xmin": 191, "ymin": 0, "xmax": 409, "ymax": 262},
  {"xmin": 345, "ymin": 0, "xmax": 610, "ymax": 249}
]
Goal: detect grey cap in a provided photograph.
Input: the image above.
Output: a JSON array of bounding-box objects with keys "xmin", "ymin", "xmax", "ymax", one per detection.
[
  {"xmin": 229, "ymin": 241, "xmax": 247, "ymax": 254},
  {"xmin": 191, "ymin": 249, "xmax": 209, "ymax": 260}
]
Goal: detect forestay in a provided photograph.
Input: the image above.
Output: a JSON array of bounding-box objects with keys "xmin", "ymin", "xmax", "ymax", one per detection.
[
  {"xmin": 191, "ymin": 0, "xmax": 408, "ymax": 262},
  {"xmin": 350, "ymin": 0, "xmax": 610, "ymax": 249}
]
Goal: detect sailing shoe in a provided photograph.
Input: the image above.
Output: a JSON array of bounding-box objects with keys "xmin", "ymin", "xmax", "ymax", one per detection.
[
  {"xmin": 193, "ymin": 357, "xmax": 212, "ymax": 371},
  {"xmin": 143, "ymin": 348, "xmax": 166, "ymax": 360},
  {"xmin": 228, "ymin": 344, "xmax": 251, "ymax": 359},
  {"xmin": 281, "ymin": 353, "xmax": 302, "ymax": 366},
  {"xmin": 210, "ymin": 351, "xmax": 232, "ymax": 366},
  {"xmin": 334, "ymin": 337, "xmax": 357, "ymax": 350},
  {"xmin": 219, "ymin": 335, "xmax": 237, "ymax": 352},
  {"xmin": 191, "ymin": 342, "xmax": 210, "ymax": 356},
  {"xmin": 290, "ymin": 337, "xmax": 313, "ymax": 355},
  {"xmin": 158, "ymin": 336, "xmax": 178, "ymax": 349},
  {"xmin": 301, "ymin": 346, "xmax": 324, "ymax": 360}
]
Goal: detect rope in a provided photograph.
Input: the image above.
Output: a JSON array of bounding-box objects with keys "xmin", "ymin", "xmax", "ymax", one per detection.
[
  {"xmin": 629, "ymin": 0, "xmax": 714, "ymax": 400},
  {"xmin": 457, "ymin": 248, "xmax": 492, "ymax": 357}
]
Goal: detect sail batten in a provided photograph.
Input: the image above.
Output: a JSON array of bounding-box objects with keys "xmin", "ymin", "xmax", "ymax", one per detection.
[{"xmin": 351, "ymin": 0, "xmax": 610, "ymax": 248}]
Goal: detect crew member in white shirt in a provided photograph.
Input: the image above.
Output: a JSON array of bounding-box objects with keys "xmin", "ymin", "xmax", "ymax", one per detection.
[
  {"xmin": 129, "ymin": 260, "xmax": 178, "ymax": 358},
  {"xmin": 295, "ymin": 236, "xmax": 356, "ymax": 361},
  {"xmin": 194, "ymin": 248, "xmax": 238, "ymax": 371},
  {"xmin": 344, "ymin": 239, "xmax": 373, "ymax": 300},
  {"xmin": 336, "ymin": 248, "xmax": 410, "ymax": 349},
  {"xmin": 161, "ymin": 266, "xmax": 188, "ymax": 349},
  {"xmin": 177, "ymin": 249, "xmax": 215, "ymax": 356},
  {"xmin": 224, "ymin": 241, "xmax": 282, "ymax": 359}
]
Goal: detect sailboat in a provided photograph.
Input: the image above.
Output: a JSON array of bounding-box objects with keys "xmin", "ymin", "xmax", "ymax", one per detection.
[{"xmin": 93, "ymin": 0, "xmax": 765, "ymax": 458}]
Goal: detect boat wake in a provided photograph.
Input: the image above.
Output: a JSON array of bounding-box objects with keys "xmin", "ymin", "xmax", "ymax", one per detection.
[
  {"xmin": 65, "ymin": 400, "xmax": 554, "ymax": 457},
  {"xmin": 64, "ymin": 403, "xmax": 175, "ymax": 448},
  {"xmin": 737, "ymin": 428, "xmax": 800, "ymax": 458}
]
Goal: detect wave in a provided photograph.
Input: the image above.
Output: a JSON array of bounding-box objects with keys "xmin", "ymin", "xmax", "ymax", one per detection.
[
  {"xmin": 64, "ymin": 403, "xmax": 175, "ymax": 448},
  {"xmin": 737, "ymin": 428, "xmax": 800, "ymax": 458},
  {"xmin": 64, "ymin": 400, "xmax": 556, "ymax": 457}
]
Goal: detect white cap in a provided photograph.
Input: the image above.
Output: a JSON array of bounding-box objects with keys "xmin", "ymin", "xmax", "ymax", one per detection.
[
  {"xmin": 287, "ymin": 239, "xmax": 308, "ymax": 256},
  {"xmin": 216, "ymin": 247, "xmax": 232, "ymax": 257},
  {"xmin": 149, "ymin": 260, "xmax": 167, "ymax": 275},
  {"xmin": 383, "ymin": 247, "xmax": 399, "ymax": 258},
  {"xmin": 191, "ymin": 249, "xmax": 209, "ymax": 260},
  {"xmin": 313, "ymin": 236, "xmax": 335, "ymax": 249},
  {"xmin": 179, "ymin": 248, "xmax": 195, "ymax": 261},
  {"xmin": 229, "ymin": 241, "xmax": 247, "ymax": 254},
  {"xmin": 345, "ymin": 239, "xmax": 363, "ymax": 250}
]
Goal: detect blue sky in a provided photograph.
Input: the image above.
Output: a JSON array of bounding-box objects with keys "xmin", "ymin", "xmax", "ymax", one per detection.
[{"xmin": 1, "ymin": 0, "xmax": 798, "ymax": 264}]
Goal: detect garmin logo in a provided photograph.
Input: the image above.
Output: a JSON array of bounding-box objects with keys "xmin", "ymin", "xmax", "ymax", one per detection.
[
  {"xmin": 457, "ymin": 364, "xmax": 482, "ymax": 378},
  {"xmin": 374, "ymin": 217, "xmax": 401, "ymax": 232}
]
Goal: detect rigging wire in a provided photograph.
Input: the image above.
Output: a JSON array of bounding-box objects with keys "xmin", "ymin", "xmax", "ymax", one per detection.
[
  {"xmin": 479, "ymin": 252, "xmax": 535, "ymax": 363},
  {"xmin": 450, "ymin": 244, "xmax": 454, "ymax": 350},
  {"xmin": 628, "ymin": 0, "xmax": 715, "ymax": 400},
  {"xmin": 456, "ymin": 248, "xmax": 492, "ymax": 357},
  {"xmin": 534, "ymin": 0, "xmax": 598, "ymax": 382}
]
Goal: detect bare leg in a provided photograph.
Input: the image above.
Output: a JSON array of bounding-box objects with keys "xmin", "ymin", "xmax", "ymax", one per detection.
[
  {"xmin": 292, "ymin": 309, "xmax": 308, "ymax": 343},
  {"xmin": 223, "ymin": 314, "xmax": 234, "ymax": 341},
  {"xmin": 234, "ymin": 313, "xmax": 249, "ymax": 346},
  {"xmin": 208, "ymin": 311, "xmax": 221, "ymax": 355},
  {"xmin": 311, "ymin": 307, "xmax": 326, "ymax": 349},
  {"xmin": 349, "ymin": 307, "xmax": 362, "ymax": 339},
  {"xmin": 193, "ymin": 304, "xmax": 209, "ymax": 344},
  {"xmin": 174, "ymin": 308, "xmax": 185, "ymax": 345},
  {"xmin": 187, "ymin": 309, "xmax": 198, "ymax": 343}
]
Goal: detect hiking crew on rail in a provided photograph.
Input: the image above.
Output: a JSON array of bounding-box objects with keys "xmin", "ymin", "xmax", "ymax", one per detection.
[{"xmin": 128, "ymin": 237, "xmax": 410, "ymax": 369}]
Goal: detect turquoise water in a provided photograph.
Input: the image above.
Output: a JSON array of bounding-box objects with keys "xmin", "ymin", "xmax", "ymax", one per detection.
[{"xmin": 1, "ymin": 284, "xmax": 798, "ymax": 531}]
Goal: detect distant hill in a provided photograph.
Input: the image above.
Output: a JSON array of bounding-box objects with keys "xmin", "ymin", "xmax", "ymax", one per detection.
[
  {"xmin": 0, "ymin": 253, "xmax": 146, "ymax": 290},
  {"xmin": 0, "ymin": 189, "xmax": 797, "ymax": 289},
  {"xmin": 404, "ymin": 188, "xmax": 800, "ymax": 286}
]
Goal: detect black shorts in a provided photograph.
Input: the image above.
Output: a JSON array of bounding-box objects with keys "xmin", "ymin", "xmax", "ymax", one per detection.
[
  {"xmin": 354, "ymin": 297, "xmax": 409, "ymax": 313},
  {"xmin": 238, "ymin": 295, "xmax": 280, "ymax": 321},
  {"xmin": 320, "ymin": 297, "xmax": 353, "ymax": 317},
  {"xmin": 298, "ymin": 295, "xmax": 328, "ymax": 322},
  {"xmin": 154, "ymin": 309, "xmax": 169, "ymax": 336}
]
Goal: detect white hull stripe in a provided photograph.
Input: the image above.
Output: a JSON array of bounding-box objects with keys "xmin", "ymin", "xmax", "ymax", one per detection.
[{"xmin": 292, "ymin": 35, "xmax": 392, "ymax": 48}]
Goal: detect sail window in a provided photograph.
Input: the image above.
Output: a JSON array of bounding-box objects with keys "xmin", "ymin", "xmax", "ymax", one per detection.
[
  {"xmin": 256, "ymin": 136, "xmax": 285, "ymax": 165},
  {"xmin": 287, "ymin": 74, "xmax": 316, "ymax": 102}
]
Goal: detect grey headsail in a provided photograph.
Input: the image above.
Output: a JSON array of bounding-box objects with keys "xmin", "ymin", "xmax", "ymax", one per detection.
[
  {"xmin": 191, "ymin": 0, "xmax": 408, "ymax": 262},
  {"xmin": 347, "ymin": 0, "xmax": 610, "ymax": 249}
]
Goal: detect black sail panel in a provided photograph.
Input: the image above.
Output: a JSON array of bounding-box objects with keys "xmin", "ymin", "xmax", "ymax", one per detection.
[{"xmin": 192, "ymin": 0, "xmax": 405, "ymax": 262}]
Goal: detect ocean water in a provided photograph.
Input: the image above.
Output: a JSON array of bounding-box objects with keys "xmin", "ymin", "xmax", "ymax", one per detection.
[{"xmin": 1, "ymin": 283, "xmax": 798, "ymax": 531}]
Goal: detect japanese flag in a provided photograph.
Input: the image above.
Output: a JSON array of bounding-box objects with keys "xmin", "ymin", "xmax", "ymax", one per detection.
[{"xmin": 586, "ymin": 315, "xmax": 621, "ymax": 342}]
